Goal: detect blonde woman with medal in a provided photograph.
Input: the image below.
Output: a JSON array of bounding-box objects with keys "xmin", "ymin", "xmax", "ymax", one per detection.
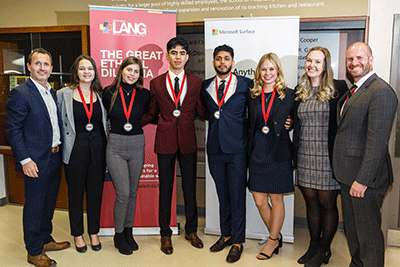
[
  {"xmin": 248, "ymin": 53, "xmax": 295, "ymax": 260},
  {"xmin": 102, "ymin": 56, "xmax": 150, "ymax": 255},
  {"xmin": 57, "ymin": 55, "xmax": 107, "ymax": 253}
]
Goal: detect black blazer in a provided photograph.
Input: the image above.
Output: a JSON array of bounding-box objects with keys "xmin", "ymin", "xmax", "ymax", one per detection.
[
  {"xmin": 248, "ymin": 87, "xmax": 295, "ymax": 162},
  {"xmin": 292, "ymin": 79, "xmax": 348, "ymax": 169}
]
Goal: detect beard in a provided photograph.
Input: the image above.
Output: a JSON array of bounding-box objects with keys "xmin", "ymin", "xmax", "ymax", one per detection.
[{"xmin": 214, "ymin": 64, "xmax": 232, "ymax": 76}]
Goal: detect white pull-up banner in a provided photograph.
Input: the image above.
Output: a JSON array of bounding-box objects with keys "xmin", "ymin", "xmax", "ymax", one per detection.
[{"xmin": 204, "ymin": 16, "xmax": 299, "ymax": 243}]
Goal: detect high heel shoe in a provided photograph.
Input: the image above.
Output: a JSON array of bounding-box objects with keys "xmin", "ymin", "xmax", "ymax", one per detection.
[
  {"xmin": 74, "ymin": 236, "xmax": 87, "ymax": 253},
  {"xmin": 278, "ymin": 232, "xmax": 283, "ymax": 248},
  {"xmin": 256, "ymin": 236, "xmax": 280, "ymax": 260},
  {"xmin": 90, "ymin": 235, "xmax": 102, "ymax": 251}
]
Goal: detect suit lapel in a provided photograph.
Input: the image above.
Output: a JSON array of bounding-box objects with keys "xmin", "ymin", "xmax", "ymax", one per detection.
[
  {"xmin": 66, "ymin": 89, "xmax": 76, "ymax": 134},
  {"xmin": 340, "ymin": 74, "xmax": 377, "ymax": 120},
  {"xmin": 160, "ymin": 72, "xmax": 176, "ymax": 106},
  {"xmin": 27, "ymin": 79, "xmax": 51, "ymax": 123}
]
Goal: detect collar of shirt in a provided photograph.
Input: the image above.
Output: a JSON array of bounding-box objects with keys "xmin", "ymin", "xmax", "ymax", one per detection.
[
  {"xmin": 354, "ymin": 71, "xmax": 375, "ymax": 93},
  {"xmin": 166, "ymin": 70, "xmax": 187, "ymax": 105},
  {"xmin": 30, "ymin": 77, "xmax": 52, "ymax": 94},
  {"xmin": 206, "ymin": 73, "xmax": 238, "ymax": 104}
]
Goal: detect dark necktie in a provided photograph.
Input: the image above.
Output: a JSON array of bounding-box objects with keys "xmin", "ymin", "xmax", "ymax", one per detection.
[
  {"xmin": 174, "ymin": 77, "xmax": 180, "ymax": 109},
  {"xmin": 218, "ymin": 80, "xmax": 226, "ymax": 102}
]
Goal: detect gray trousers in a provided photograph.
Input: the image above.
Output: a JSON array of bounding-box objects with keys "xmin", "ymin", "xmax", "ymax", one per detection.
[{"xmin": 106, "ymin": 133, "xmax": 145, "ymax": 233}]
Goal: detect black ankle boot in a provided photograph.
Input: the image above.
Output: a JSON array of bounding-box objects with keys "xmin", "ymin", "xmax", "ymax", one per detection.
[
  {"xmin": 114, "ymin": 232, "xmax": 133, "ymax": 255},
  {"xmin": 124, "ymin": 227, "xmax": 138, "ymax": 251},
  {"xmin": 298, "ymin": 240, "xmax": 319, "ymax": 264},
  {"xmin": 305, "ymin": 247, "xmax": 331, "ymax": 267}
]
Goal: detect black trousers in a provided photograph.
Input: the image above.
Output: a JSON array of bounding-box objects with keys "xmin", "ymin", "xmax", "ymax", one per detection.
[
  {"xmin": 65, "ymin": 130, "xmax": 106, "ymax": 236},
  {"xmin": 157, "ymin": 151, "xmax": 198, "ymax": 237}
]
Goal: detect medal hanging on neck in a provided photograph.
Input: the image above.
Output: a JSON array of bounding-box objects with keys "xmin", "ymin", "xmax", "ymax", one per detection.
[
  {"xmin": 214, "ymin": 72, "xmax": 233, "ymax": 119},
  {"xmin": 167, "ymin": 72, "xmax": 186, "ymax": 118},
  {"xmin": 119, "ymin": 85, "xmax": 136, "ymax": 132},
  {"xmin": 261, "ymin": 88, "xmax": 276, "ymax": 134},
  {"xmin": 77, "ymin": 86, "xmax": 94, "ymax": 132}
]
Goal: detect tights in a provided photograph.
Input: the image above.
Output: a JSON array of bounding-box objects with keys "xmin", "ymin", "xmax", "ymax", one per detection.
[{"xmin": 299, "ymin": 186, "xmax": 339, "ymax": 248}]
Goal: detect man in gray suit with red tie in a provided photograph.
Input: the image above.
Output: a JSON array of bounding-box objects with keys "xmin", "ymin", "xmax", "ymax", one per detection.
[
  {"xmin": 333, "ymin": 42, "xmax": 398, "ymax": 267},
  {"xmin": 6, "ymin": 48, "xmax": 70, "ymax": 267}
]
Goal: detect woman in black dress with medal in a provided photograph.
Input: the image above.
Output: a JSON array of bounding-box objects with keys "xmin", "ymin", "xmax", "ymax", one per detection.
[
  {"xmin": 103, "ymin": 56, "xmax": 150, "ymax": 255},
  {"xmin": 57, "ymin": 55, "xmax": 107, "ymax": 252},
  {"xmin": 248, "ymin": 53, "xmax": 295, "ymax": 260}
]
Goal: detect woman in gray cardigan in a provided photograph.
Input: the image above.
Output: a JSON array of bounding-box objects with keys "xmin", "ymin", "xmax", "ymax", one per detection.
[{"xmin": 57, "ymin": 55, "xmax": 107, "ymax": 253}]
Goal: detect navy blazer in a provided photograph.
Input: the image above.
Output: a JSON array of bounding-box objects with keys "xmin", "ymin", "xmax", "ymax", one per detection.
[
  {"xmin": 6, "ymin": 78, "xmax": 63, "ymax": 173},
  {"xmin": 248, "ymin": 88, "xmax": 295, "ymax": 162},
  {"xmin": 293, "ymin": 79, "xmax": 348, "ymax": 169},
  {"xmin": 201, "ymin": 74, "xmax": 253, "ymax": 155}
]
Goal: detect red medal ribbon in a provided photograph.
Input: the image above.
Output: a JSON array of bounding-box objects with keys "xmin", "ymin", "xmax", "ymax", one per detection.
[
  {"xmin": 261, "ymin": 88, "xmax": 276, "ymax": 124},
  {"xmin": 119, "ymin": 86, "xmax": 137, "ymax": 121},
  {"xmin": 215, "ymin": 72, "xmax": 233, "ymax": 108},
  {"xmin": 77, "ymin": 86, "xmax": 93, "ymax": 121},
  {"xmin": 167, "ymin": 72, "xmax": 186, "ymax": 107}
]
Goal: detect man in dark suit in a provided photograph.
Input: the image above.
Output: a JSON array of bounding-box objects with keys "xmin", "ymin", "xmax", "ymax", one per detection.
[
  {"xmin": 142, "ymin": 37, "xmax": 206, "ymax": 254},
  {"xmin": 201, "ymin": 45, "xmax": 253, "ymax": 263},
  {"xmin": 6, "ymin": 48, "xmax": 70, "ymax": 267},
  {"xmin": 333, "ymin": 42, "xmax": 398, "ymax": 267}
]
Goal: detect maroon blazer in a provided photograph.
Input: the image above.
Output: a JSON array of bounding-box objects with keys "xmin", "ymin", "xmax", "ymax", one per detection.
[{"xmin": 142, "ymin": 71, "xmax": 207, "ymax": 154}]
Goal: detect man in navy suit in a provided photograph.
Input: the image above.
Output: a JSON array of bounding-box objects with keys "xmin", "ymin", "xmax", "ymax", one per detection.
[
  {"xmin": 201, "ymin": 45, "xmax": 253, "ymax": 263},
  {"xmin": 6, "ymin": 48, "xmax": 70, "ymax": 267}
]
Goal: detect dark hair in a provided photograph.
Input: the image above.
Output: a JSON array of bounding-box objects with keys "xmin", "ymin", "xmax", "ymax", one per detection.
[
  {"xmin": 213, "ymin": 44, "xmax": 234, "ymax": 59},
  {"xmin": 69, "ymin": 55, "xmax": 102, "ymax": 93},
  {"xmin": 27, "ymin": 48, "xmax": 52, "ymax": 65},
  {"xmin": 105, "ymin": 56, "xmax": 144, "ymax": 113},
  {"xmin": 167, "ymin": 37, "xmax": 189, "ymax": 53}
]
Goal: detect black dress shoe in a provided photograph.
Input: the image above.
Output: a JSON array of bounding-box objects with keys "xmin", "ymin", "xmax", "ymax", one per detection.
[
  {"xmin": 210, "ymin": 236, "xmax": 233, "ymax": 252},
  {"xmin": 226, "ymin": 244, "xmax": 243, "ymax": 263},
  {"xmin": 91, "ymin": 242, "xmax": 102, "ymax": 251},
  {"xmin": 74, "ymin": 237, "xmax": 87, "ymax": 253}
]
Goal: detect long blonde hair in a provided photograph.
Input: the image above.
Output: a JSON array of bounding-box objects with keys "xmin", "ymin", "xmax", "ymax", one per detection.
[
  {"xmin": 295, "ymin": 47, "xmax": 336, "ymax": 102},
  {"xmin": 250, "ymin": 53, "xmax": 286, "ymax": 99}
]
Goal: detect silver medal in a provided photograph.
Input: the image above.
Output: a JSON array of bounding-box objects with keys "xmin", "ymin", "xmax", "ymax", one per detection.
[
  {"xmin": 262, "ymin": 125, "xmax": 269, "ymax": 134},
  {"xmin": 86, "ymin": 123, "xmax": 94, "ymax": 132},
  {"xmin": 123, "ymin": 122, "xmax": 133, "ymax": 132},
  {"xmin": 214, "ymin": 110, "xmax": 220, "ymax": 119},
  {"xmin": 172, "ymin": 109, "xmax": 181, "ymax": 118}
]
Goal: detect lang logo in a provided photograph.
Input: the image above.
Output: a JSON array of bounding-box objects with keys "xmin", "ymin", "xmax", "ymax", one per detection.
[
  {"xmin": 100, "ymin": 21, "xmax": 110, "ymax": 33},
  {"xmin": 212, "ymin": 29, "xmax": 218, "ymax": 36},
  {"xmin": 113, "ymin": 20, "xmax": 147, "ymax": 36}
]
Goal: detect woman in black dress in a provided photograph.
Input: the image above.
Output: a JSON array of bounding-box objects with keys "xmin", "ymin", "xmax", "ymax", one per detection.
[
  {"xmin": 248, "ymin": 53, "xmax": 295, "ymax": 260},
  {"xmin": 293, "ymin": 47, "xmax": 348, "ymax": 267}
]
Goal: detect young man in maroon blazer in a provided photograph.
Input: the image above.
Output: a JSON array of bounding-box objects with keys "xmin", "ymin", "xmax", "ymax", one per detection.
[{"xmin": 142, "ymin": 37, "xmax": 207, "ymax": 255}]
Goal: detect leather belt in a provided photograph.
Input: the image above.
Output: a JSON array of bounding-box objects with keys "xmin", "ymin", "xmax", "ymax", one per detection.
[{"xmin": 51, "ymin": 146, "xmax": 60, "ymax": 153}]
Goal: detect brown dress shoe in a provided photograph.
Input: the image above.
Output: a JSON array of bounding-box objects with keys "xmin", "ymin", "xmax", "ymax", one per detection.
[
  {"xmin": 160, "ymin": 236, "xmax": 173, "ymax": 255},
  {"xmin": 43, "ymin": 240, "xmax": 71, "ymax": 252},
  {"xmin": 27, "ymin": 252, "xmax": 57, "ymax": 267},
  {"xmin": 185, "ymin": 233, "xmax": 204, "ymax": 248}
]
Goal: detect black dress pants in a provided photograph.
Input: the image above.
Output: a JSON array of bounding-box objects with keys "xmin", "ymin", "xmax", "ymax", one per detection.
[{"xmin": 65, "ymin": 130, "xmax": 106, "ymax": 236}]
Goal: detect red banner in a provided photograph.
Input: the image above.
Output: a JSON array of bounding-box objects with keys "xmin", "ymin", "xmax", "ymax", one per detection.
[{"xmin": 89, "ymin": 6, "xmax": 177, "ymax": 233}]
